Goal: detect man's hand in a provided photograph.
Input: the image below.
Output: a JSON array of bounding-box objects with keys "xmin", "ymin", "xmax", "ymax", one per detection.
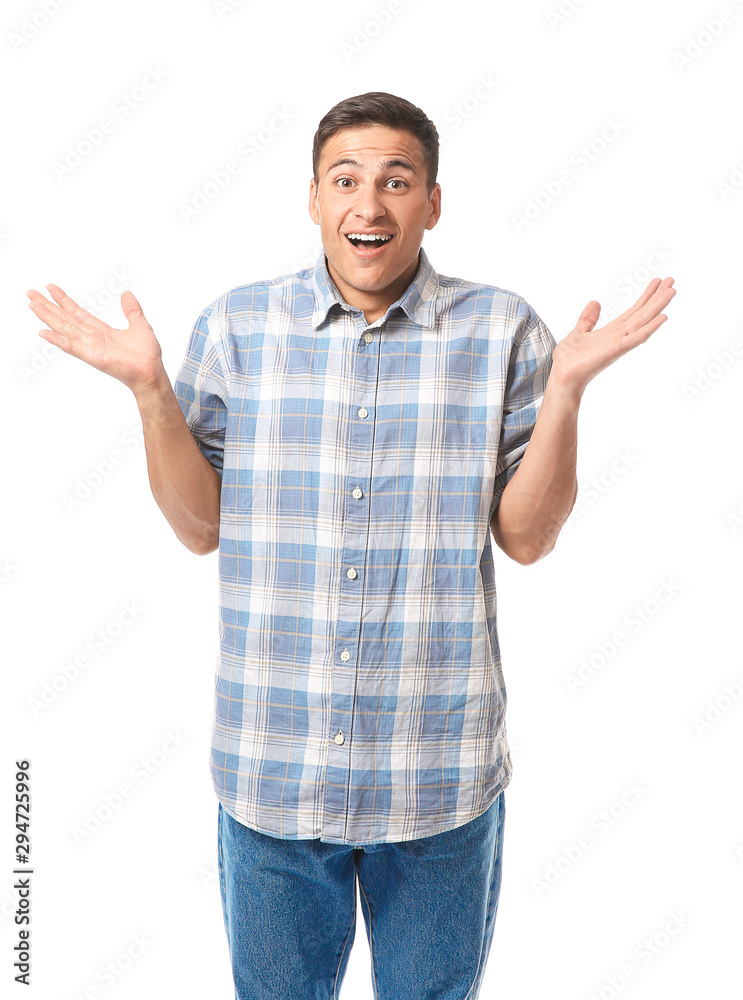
[
  {"xmin": 491, "ymin": 275, "xmax": 677, "ymax": 563},
  {"xmin": 28, "ymin": 282, "xmax": 222, "ymax": 554},
  {"xmin": 549, "ymin": 276, "xmax": 677, "ymax": 404},
  {"xmin": 27, "ymin": 284, "xmax": 165, "ymax": 398}
]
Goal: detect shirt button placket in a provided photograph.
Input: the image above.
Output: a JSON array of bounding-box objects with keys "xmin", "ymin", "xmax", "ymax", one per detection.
[{"xmin": 323, "ymin": 314, "xmax": 380, "ymax": 843}]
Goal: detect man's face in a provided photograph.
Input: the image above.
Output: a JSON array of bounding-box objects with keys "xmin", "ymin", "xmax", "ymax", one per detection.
[{"xmin": 309, "ymin": 124, "xmax": 441, "ymax": 318}]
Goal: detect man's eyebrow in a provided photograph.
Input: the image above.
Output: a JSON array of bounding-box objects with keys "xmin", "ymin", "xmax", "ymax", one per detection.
[{"xmin": 324, "ymin": 157, "xmax": 418, "ymax": 176}]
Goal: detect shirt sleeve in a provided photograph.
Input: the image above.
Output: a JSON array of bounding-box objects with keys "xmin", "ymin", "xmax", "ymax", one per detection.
[
  {"xmin": 492, "ymin": 299, "xmax": 556, "ymax": 511},
  {"xmin": 173, "ymin": 301, "xmax": 229, "ymax": 478}
]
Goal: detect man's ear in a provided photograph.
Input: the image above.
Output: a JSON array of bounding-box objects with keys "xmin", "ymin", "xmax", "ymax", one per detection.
[
  {"xmin": 308, "ymin": 178, "xmax": 319, "ymax": 225},
  {"xmin": 425, "ymin": 184, "xmax": 442, "ymax": 231}
]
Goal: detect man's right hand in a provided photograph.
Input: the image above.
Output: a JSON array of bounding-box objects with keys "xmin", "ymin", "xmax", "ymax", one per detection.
[
  {"xmin": 28, "ymin": 281, "xmax": 222, "ymax": 554},
  {"xmin": 27, "ymin": 283, "xmax": 165, "ymax": 398}
]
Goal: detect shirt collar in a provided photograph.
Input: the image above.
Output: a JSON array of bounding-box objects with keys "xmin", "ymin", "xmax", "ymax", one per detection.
[{"xmin": 311, "ymin": 245, "xmax": 439, "ymax": 330}]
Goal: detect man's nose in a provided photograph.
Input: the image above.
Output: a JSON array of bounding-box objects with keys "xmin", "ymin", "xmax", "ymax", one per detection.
[{"xmin": 352, "ymin": 184, "xmax": 386, "ymax": 221}]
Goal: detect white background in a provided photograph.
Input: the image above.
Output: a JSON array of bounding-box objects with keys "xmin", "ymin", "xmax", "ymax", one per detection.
[{"xmin": 3, "ymin": 0, "xmax": 742, "ymax": 997}]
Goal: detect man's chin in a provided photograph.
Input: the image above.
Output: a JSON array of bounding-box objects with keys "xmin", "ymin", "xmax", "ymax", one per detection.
[
  {"xmin": 326, "ymin": 255, "xmax": 394, "ymax": 290},
  {"xmin": 325, "ymin": 244, "xmax": 418, "ymax": 284}
]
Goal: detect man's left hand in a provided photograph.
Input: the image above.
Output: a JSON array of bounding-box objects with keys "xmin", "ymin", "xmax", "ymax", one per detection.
[{"xmin": 549, "ymin": 276, "xmax": 677, "ymax": 405}]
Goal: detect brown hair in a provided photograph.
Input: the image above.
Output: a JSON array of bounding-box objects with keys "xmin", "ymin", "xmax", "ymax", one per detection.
[{"xmin": 312, "ymin": 92, "xmax": 439, "ymax": 196}]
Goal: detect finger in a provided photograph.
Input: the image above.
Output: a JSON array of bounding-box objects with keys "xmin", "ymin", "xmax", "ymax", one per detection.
[
  {"xmin": 619, "ymin": 285, "xmax": 676, "ymax": 337},
  {"xmin": 27, "ymin": 289, "xmax": 54, "ymax": 307},
  {"xmin": 619, "ymin": 313, "xmax": 669, "ymax": 351},
  {"xmin": 615, "ymin": 278, "xmax": 664, "ymax": 324},
  {"xmin": 573, "ymin": 299, "xmax": 601, "ymax": 334},
  {"xmin": 615, "ymin": 277, "xmax": 673, "ymax": 325},
  {"xmin": 28, "ymin": 285, "xmax": 105, "ymax": 338},
  {"xmin": 46, "ymin": 283, "xmax": 110, "ymax": 333},
  {"xmin": 38, "ymin": 326, "xmax": 78, "ymax": 355},
  {"xmin": 120, "ymin": 288, "xmax": 147, "ymax": 328},
  {"xmin": 28, "ymin": 295, "xmax": 86, "ymax": 343},
  {"xmin": 28, "ymin": 284, "xmax": 108, "ymax": 343},
  {"xmin": 638, "ymin": 277, "xmax": 675, "ymax": 315}
]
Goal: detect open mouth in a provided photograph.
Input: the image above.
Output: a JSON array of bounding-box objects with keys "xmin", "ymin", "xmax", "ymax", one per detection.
[{"xmin": 345, "ymin": 233, "xmax": 394, "ymax": 255}]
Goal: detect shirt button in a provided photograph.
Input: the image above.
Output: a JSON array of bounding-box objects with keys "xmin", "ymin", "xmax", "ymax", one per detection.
[
  {"xmin": 358, "ymin": 407, "xmax": 368, "ymax": 419},
  {"xmin": 346, "ymin": 568, "xmax": 357, "ymax": 580},
  {"xmin": 352, "ymin": 487, "xmax": 363, "ymax": 499},
  {"xmin": 364, "ymin": 333, "xmax": 373, "ymax": 343},
  {"xmin": 334, "ymin": 731, "xmax": 345, "ymax": 745},
  {"xmin": 340, "ymin": 649, "xmax": 350, "ymax": 661}
]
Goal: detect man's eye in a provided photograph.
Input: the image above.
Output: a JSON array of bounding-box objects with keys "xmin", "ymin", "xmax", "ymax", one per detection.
[{"xmin": 334, "ymin": 177, "xmax": 407, "ymax": 189}]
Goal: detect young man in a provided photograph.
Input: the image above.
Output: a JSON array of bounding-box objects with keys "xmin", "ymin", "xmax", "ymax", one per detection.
[{"xmin": 27, "ymin": 92, "xmax": 675, "ymax": 1000}]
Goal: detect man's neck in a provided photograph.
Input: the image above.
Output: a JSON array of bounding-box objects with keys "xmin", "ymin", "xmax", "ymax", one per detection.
[{"xmin": 326, "ymin": 252, "xmax": 420, "ymax": 326}]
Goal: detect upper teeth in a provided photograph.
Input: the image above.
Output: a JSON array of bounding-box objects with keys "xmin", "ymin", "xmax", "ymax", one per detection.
[{"xmin": 347, "ymin": 233, "xmax": 392, "ymax": 241}]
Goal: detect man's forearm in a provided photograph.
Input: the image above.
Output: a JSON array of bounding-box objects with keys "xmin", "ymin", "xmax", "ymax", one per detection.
[
  {"xmin": 135, "ymin": 369, "xmax": 222, "ymax": 555},
  {"xmin": 491, "ymin": 377, "xmax": 580, "ymax": 565}
]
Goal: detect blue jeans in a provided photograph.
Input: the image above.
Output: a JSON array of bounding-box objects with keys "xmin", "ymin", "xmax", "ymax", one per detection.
[{"xmin": 217, "ymin": 790, "xmax": 506, "ymax": 1000}]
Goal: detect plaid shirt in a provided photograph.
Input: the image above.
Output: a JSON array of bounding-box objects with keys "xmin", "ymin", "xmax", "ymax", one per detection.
[{"xmin": 174, "ymin": 246, "xmax": 555, "ymax": 844}]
